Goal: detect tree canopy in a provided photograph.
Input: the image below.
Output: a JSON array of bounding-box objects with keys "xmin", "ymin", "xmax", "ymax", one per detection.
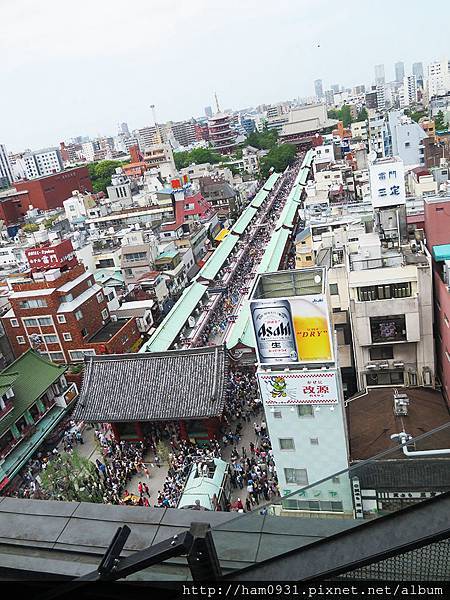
[
  {"xmin": 328, "ymin": 104, "xmax": 353, "ymax": 127},
  {"xmin": 174, "ymin": 147, "xmax": 223, "ymax": 170},
  {"xmin": 22, "ymin": 223, "xmax": 39, "ymax": 233},
  {"xmin": 244, "ymin": 127, "xmax": 278, "ymax": 150},
  {"xmin": 39, "ymin": 451, "xmax": 104, "ymax": 503},
  {"xmin": 87, "ymin": 160, "xmax": 124, "ymax": 194},
  {"xmin": 356, "ymin": 107, "xmax": 368, "ymax": 122},
  {"xmin": 435, "ymin": 110, "xmax": 447, "ymax": 131},
  {"xmin": 259, "ymin": 144, "xmax": 297, "ymax": 179}
]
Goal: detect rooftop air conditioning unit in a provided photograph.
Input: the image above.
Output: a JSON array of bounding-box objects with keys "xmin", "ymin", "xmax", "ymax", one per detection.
[
  {"xmin": 366, "ymin": 363, "xmax": 378, "ymax": 370},
  {"xmin": 393, "ymin": 361, "xmax": 405, "ymax": 368},
  {"xmin": 379, "ymin": 361, "xmax": 389, "ymax": 369},
  {"xmin": 111, "ymin": 314, "xmax": 118, "ymax": 322}
]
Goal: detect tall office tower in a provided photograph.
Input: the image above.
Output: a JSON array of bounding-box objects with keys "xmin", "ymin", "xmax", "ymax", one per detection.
[
  {"xmin": 120, "ymin": 122, "xmax": 130, "ymax": 137},
  {"xmin": 314, "ymin": 79, "xmax": 324, "ymax": 100},
  {"xmin": 412, "ymin": 62, "xmax": 424, "ymax": 82},
  {"xmin": 375, "ymin": 64, "xmax": 385, "ymax": 85},
  {"xmin": 330, "ymin": 84, "xmax": 340, "ymax": 94},
  {"xmin": 395, "ymin": 61, "xmax": 405, "ymax": 83},
  {"xmin": 0, "ymin": 144, "xmax": 13, "ymax": 188},
  {"xmin": 204, "ymin": 106, "xmax": 213, "ymax": 119}
]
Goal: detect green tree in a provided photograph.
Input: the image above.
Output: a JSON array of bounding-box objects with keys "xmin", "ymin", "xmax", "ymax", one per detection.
[
  {"xmin": 435, "ymin": 110, "xmax": 447, "ymax": 131},
  {"xmin": 340, "ymin": 104, "xmax": 353, "ymax": 127},
  {"xmin": 356, "ymin": 107, "xmax": 368, "ymax": 122},
  {"xmin": 174, "ymin": 147, "xmax": 223, "ymax": 170},
  {"xmin": 44, "ymin": 216, "xmax": 58, "ymax": 229},
  {"xmin": 409, "ymin": 110, "xmax": 427, "ymax": 123},
  {"xmin": 87, "ymin": 160, "xmax": 123, "ymax": 194},
  {"xmin": 328, "ymin": 105, "xmax": 354, "ymax": 127},
  {"xmin": 259, "ymin": 144, "xmax": 297, "ymax": 179},
  {"xmin": 39, "ymin": 451, "xmax": 104, "ymax": 503},
  {"xmin": 244, "ymin": 127, "xmax": 278, "ymax": 150},
  {"xmin": 22, "ymin": 223, "xmax": 39, "ymax": 233}
]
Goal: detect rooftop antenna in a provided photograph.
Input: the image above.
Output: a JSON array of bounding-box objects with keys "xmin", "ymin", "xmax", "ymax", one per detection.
[
  {"xmin": 214, "ymin": 92, "xmax": 221, "ymax": 114},
  {"xmin": 150, "ymin": 104, "xmax": 162, "ymax": 144}
]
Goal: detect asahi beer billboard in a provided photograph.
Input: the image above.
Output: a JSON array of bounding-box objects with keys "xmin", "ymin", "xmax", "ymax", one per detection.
[
  {"xmin": 258, "ymin": 370, "xmax": 338, "ymax": 406},
  {"xmin": 250, "ymin": 294, "xmax": 334, "ymax": 365}
]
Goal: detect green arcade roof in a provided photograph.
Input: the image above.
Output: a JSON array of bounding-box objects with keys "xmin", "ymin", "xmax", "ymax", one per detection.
[
  {"xmin": 0, "ymin": 350, "xmax": 67, "ymax": 437},
  {"xmin": 141, "ymin": 282, "xmax": 208, "ymax": 353},
  {"xmin": 197, "ymin": 234, "xmax": 239, "ymax": 281}
]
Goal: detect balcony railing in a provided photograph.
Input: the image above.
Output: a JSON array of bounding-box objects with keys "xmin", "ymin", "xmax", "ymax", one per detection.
[{"xmin": 0, "ymin": 401, "xmax": 14, "ymax": 422}]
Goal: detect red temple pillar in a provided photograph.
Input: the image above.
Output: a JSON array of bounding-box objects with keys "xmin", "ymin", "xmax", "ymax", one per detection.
[
  {"xmin": 110, "ymin": 422, "xmax": 121, "ymax": 442},
  {"xmin": 206, "ymin": 418, "xmax": 218, "ymax": 440},
  {"xmin": 135, "ymin": 422, "xmax": 144, "ymax": 441},
  {"xmin": 179, "ymin": 420, "xmax": 188, "ymax": 441}
]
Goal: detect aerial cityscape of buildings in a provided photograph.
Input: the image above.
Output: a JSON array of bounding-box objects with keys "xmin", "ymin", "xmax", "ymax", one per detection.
[{"xmin": 2, "ymin": 48, "xmax": 450, "ymax": 585}]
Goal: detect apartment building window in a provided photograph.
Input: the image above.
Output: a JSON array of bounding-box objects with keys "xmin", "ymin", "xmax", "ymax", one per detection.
[
  {"xmin": 23, "ymin": 318, "xmax": 38, "ymax": 327},
  {"xmin": 358, "ymin": 282, "xmax": 411, "ymax": 301},
  {"xmin": 16, "ymin": 336, "xmax": 25, "ymax": 345},
  {"xmin": 62, "ymin": 294, "xmax": 73, "ymax": 303},
  {"xmin": 284, "ymin": 468, "xmax": 308, "ymax": 485},
  {"xmin": 96, "ymin": 292, "xmax": 104, "ymax": 303},
  {"xmin": 57, "ymin": 315, "xmax": 66, "ymax": 324},
  {"xmin": 37, "ymin": 317, "xmax": 52, "ymax": 326},
  {"xmin": 19, "ymin": 298, "xmax": 47, "ymax": 309},
  {"xmin": 310, "ymin": 438, "xmax": 319, "ymax": 445},
  {"xmin": 366, "ymin": 371, "xmax": 405, "ymax": 386},
  {"xmin": 123, "ymin": 252, "xmax": 147, "ymax": 263},
  {"xmin": 10, "ymin": 319, "xmax": 19, "ymax": 328},
  {"xmin": 279, "ymin": 438, "xmax": 295, "ymax": 450},
  {"xmin": 298, "ymin": 405, "xmax": 314, "ymax": 417},
  {"xmin": 284, "ymin": 499, "xmax": 343, "ymax": 512},
  {"xmin": 47, "ymin": 351, "xmax": 64, "ymax": 362},
  {"xmin": 43, "ymin": 335, "xmax": 58, "ymax": 344},
  {"xmin": 101, "ymin": 309, "xmax": 108, "ymax": 320},
  {"xmin": 75, "ymin": 310, "xmax": 83, "ymax": 321},
  {"xmin": 81, "ymin": 328, "xmax": 88, "ymax": 338},
  {"xmin": 329, "ymin": 283, "xmax": 339, "ymax": 295},
  {"xmin": 69, "ymin": 349, "xmax": 95, "ymax": 361},
  {"xmin": 369, "ymin": 346, "xmax": 394, "ymax": 360},
  {"xmin": 87, "ymin": 280, "xmax": 93, "ymax": 288},
  {"xmin": 370, "ymin": 315, "xmax": 406, "ymax": 343},
  {"xmin": 63, "ymin": 333, "xmax": 72, "ymax": 341},
  {"xmin": 273, "ymin": 411, "xmax": 282, "ymax": 419}
]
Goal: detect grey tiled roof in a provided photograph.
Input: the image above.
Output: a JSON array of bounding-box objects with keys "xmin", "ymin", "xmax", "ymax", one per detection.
[{"xmin": 73, "ymin": 346, "xmax": 228, "ymax": 423}]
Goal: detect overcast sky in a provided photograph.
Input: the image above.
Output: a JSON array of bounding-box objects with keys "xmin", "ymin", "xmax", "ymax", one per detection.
[{"xmin": 2, "ymin": 0, "xmax": 449, "ymax": 151}]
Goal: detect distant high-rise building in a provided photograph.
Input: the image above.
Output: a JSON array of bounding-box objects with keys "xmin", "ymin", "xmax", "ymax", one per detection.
[
  {"xmin": 395, "ymin": 61, "xmax": 405, "ymax": 83},
  {"xmin": 375, "ymin": 64, "xmax": 385, "ymax": 85},
  {"xmin": 314, "ymin": 79, "xmax": 324, "ymax": 100},
  {"xmin": 120, "ymin": 122, "xmax": 130, "ymax": 137},
  {"xmin": 0, "ymin": 145, "xmax": 13, "ymax": 188},
  {"xmin": 324, "ymin": 90, "xmax": 334, "ymax": 105},
  {"xmin": 412, "ymin": 62, "xmax": 424, "ymax": 82},
  {"xmin": 427, "ymin": 58, "xmax": 450, "ymax": 98},
  {"xmin": 330, "ymin": 84, "xmax": 340, "ymax": 94},
  {"xmin": 204, "ymin": 106, "xmax": 213, "ymax": 119}
]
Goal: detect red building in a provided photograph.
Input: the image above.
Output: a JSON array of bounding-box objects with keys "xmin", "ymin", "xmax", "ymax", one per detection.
[
  {"xmin": 2, "ymin": 241, "xmax": 140, "ymax": 363},
  {"xmin": 424, "ymin": 196, "xmax": 450, "ymax": 406},
  {"xmin": 14, "ymin": 167, "xmax": 92, "ymax": 212},
  {"xmin": 0, "ymin": 189, "xmax": 31, "ymax": 224}
]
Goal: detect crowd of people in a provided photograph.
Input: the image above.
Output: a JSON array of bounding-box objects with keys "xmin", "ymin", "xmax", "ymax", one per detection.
[
  {"xmin": 3, "ymin": 161, "xmax": 305, "ymax": 510},
  {"xmin": 192, "ymin": 158, "xmax": 304, "ymax": 348}
]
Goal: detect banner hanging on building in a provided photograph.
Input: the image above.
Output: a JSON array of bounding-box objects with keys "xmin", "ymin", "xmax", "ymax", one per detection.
[
  {"xmin": 250, "ymin": 294, "xmax": 334, "ymax": 365},
  {"xmin": 257, "ymin": 370, "xmax": 339, "ymax": 405}
]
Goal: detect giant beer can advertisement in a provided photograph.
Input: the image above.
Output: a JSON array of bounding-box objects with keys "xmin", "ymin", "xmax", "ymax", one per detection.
[{"xmin": 250, "ymin": 294, "xmax": 334, "ymax": 364}]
